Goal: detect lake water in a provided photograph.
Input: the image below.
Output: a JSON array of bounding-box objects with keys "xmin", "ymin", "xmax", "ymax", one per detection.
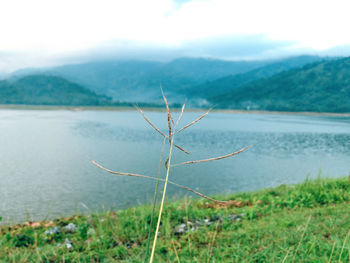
[{"xmin": 0, "ymin": 109, "xmax": 349, "ymax": 223}]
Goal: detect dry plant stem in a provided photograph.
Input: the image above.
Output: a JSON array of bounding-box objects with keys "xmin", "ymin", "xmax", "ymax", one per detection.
[
  {"xmin": 162, "ymin": 91, "xmax": 173, "ymax": 144},
  {"xmin": 174, "ymin": 144, "xmax": 189, "ymax": 154},
  {"xmin": 169, "ymin": 180, "xmax": 227, "ymax": 203},
  {"xmin": 136, "ymin": 106, "xmax": 167, "ymax": 138},
  {"xmin": 176, "ymin": 109, "xmax": 211, "ymax": 134},
  {"xmin": 171, "ymin": 240, "xmax": 180, "ymax": 263},
  {"xmin": 338, "ymin": 229, "xmax": 350, "ymax": 262},
  {"xmin": 281, "ymin": 247, "xmax": 291, "ymax": 263},
  {"xmin": 207, "ymin": 221, "xmax": 219, "ymax": 263},
  {"xmin": 144, "ymin": 138, "xmax": 166, "ymax": 263},
  {"xmin": 175, "ymin": 104, "xmax": 186, "ymax": 127},
  {"xmin": 292, "ymin": 215, "xmax": 312, "ymax": 263},
  {"xmin": 35, "ymin": 233, "xmax": 42, "ymax": 262},
  {"xmin": 306, "ymin": 240, "xmax": 316, "ymax": 254},
  {"xmin": 91, "ymin": 161, "xmax": 228, "ymax": 202},
  {"xmin": 95, "ymin": 101, "xmax": 250, "ymax": 262},
  {"xmin": 173, "ymin": 145, "xmax": 251, "ymax": 166},
  {"xmin": 136, "ymin": 106, "xmax": 189, "ymax": 154},
  {"xmin": 149, "ymin": 137, "xmax": 175, "ymax": 263},
  {"xmin": 167, "ymin": 113, "xmax": 172, "ymax": 144},
  {"xmin": 161, "ymin": 87, "xmax": 174, "ymax": 125},
  {"xmin": 184, "ymin": 197, "xmax": 193, "ymax": 257},
  {"xmin": 92, "ymin": 160, "xmax": 151, "ymax": 179},
  {"xmin": 328, "ymin": 242, "xmax": 336, "ymax": 263}
]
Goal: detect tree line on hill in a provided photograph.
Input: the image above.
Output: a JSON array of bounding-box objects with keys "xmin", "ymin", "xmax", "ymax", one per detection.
[{"xmin": 2, "ymin": 55, "xmax": 350, "ymax": 113}]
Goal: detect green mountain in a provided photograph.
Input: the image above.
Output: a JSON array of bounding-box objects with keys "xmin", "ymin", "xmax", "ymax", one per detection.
[
  {"xmin": 12, "ymin": 58, "xmax": 270, "ymax": 102},
  {"xmin": 8, "ymin": 56, "xmax": 330, "ymax": 106},
  {"xmin": 0, "ymin": 75, "xmax": 112, "ymax": 106},
  {"xmin": 46, "ymin": 56, "xmax": 326, "ymax": 103},
  {"xmin": 47, "ymin": 60, "xmax": 161, "ymax": 101},
  {"xmin": 191, "ymin": 55, "xmax": 328, "ymax": 99},
  {"xmin": 210, "ymin": 57, "xmax": 350, "ymax": 113}
]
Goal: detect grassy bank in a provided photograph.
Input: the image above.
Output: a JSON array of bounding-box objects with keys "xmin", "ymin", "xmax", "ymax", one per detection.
[{"xmin": 1, "ymin": 177, "xmax": 350, "ymax": 262}]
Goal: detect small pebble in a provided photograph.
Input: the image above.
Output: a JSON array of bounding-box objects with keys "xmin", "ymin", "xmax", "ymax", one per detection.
[
  {"xmin": 44, "ymin": 227, "xmax": 60, "ymax": 235},
  {"xmin": 63, "ymin": 223, "xmax": 77, "ymax": 233},
  {"xmin": 175, "ymin": 224, "xmax": 187, "ymax": 234},
  {"xmin": 174, "ymin": 214, "xmax": 244, "ymax": 234},
  {"xmin": 87, "ymin": 228, "xmax": 96, "ymax": 236},
  {"xmin": 65, "ymin": 238, "xmax": 73, "ymax": 249}
]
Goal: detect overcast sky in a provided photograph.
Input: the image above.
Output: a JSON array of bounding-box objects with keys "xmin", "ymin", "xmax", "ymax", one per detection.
[{"xmin": 1, "ymin": 0, "xmax": 350, "ymax": 72}]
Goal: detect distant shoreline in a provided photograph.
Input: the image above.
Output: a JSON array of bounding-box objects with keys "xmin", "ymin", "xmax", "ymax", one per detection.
[{"xmin": 1, "ymin": 104, "xmax": 350, "ymax": 117}]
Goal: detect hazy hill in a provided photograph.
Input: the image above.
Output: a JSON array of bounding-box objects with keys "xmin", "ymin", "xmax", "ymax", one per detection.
[
  {"xmin": 47, "ymin": 60, "xmax": 161, "ymax": 101},
  {"xmin": 210, "ymin": 57, "xmax": 350, "ymax": 112},
  {"xmin": 11, "ymin": 58, "xmax": 270, "ymax": 102},
  {"xmin": 0, "ymin": 75, "xmax": 112, "ymax": 105},
  {"xmin": 39, "ymin": 56, "xmax": 325, "ymax": 103},
  {"xmin": 191, "ymin": 55, "xmax": 328, "ymax": 99},
  {"xmin": 7, "ymin": 56, "xmax": 332, "ymax": 106}
]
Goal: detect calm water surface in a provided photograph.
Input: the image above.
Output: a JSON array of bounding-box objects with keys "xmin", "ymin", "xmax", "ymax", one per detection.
[{"xmin": 0, "ymin": 110, "xmax": 349, "ymax": 223}]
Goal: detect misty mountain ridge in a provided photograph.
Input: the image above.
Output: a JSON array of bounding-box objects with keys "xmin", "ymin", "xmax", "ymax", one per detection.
[
  {"xmin": 210, "ymin": 56, "xmax": 350, "ymax": 113},
  {"xmin": 190, "ymin": 55, "xmax": 332, "ymax": 99},
  {"xmin": 45, "ymin": 57, "xmax": 272, "ymax": 102},
  {"xmin": 4, "ymin": 55, "xmax": 348, "ymax": 113},
  {"xmin": 0, "ymin": 75, "xmax": 112, "ymax": 106},
  {"xmin": 8, "ymin": 56, "xmax": 325, "ymax": 104}
]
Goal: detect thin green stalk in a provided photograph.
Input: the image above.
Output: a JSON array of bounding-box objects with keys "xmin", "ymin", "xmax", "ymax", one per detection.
[
  {"xmin": 184, "ymin": 196, "xmax": 193, "ymax": 257},
  {"xmin": 282, "ymin": 247, "xmax": 291, "ymax": 263},
  {"xmin": 292, "ymin": 215, "xmax": 312, "ymax": 263},
  {"xmin": 144, "ymin": 138, "xmax": 166, "ymax": 263},
  {"xmin": 207, "ymin": 221, "xmax": 219, "ymax": 263},
  {"xmin": 328, "ymin": 241, "xmax": 336, "ymax": 263},
  {"xmin": 149, "ymin": 136, "xmax": 175, "ymax": 263},
  {"xmin": 338, "ymin": 229, "xmax": 350, "ymax": 262},
  {"xmin": 172, "ymin": 240, "xmax": 180, "ymax": 263}
]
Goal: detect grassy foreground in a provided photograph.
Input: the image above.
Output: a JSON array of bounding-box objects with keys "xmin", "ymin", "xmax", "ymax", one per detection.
[{"xmin": 1, "ymin": 177, "xmax": 350, "ymax": 262}]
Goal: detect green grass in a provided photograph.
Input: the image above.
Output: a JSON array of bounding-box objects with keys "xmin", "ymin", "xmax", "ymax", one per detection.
[{"xmin": 1, "ymin": 176, "xmax": 350, "ymax": 262}]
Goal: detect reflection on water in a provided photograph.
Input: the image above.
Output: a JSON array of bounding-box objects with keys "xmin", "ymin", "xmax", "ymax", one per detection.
[{"xmin": 0, "ymin": 110, "xmax": 349, "ymax": 223}]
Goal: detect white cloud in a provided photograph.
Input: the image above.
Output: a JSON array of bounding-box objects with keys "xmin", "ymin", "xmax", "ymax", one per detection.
[
  {"xmin": 0, "ymin": 0, "xmax": 350, "ymax": 71},
  {"xmin": 164, "ymin": 0, "xmax": 350, "ymax": 50},
  {"xmin": 0, "ymin": 0, "xmax": 175, "ymax": 51}
]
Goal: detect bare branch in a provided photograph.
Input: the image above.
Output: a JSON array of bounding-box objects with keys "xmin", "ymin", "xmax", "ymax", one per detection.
[
  {"xmin": 172, "ymin": 145, "xmax": 251, "ymax": 166},
  {"xmin": 161, "ymin": 87, "xmax": 174, "ymax": 125},
  {"xmin": 174, "ymin": 144, "xmax": 190, "ymax": 154},
  {"xmin": 135, "ymin": 105, "xmax": 189, "ymax": 154},
  {"xmin": 176, "ymin": 109, "xmax": 211, "ymax": 134},
  {"xmin": 92, "ymin": 160, "xmax": 227, "ymax": 203},
  {"xmin": 92, "ymin": 160, "xmax": 152, "ymax": 179},
  {"xmin": 168, "ymin": 180, "xmax": 227, "ymax": 204},
  {"xmin": 160, "ymin": 87, "xmax": 173, "ymax": 144},
  {"xmin": 175, "ymin": 103, "xmax": 185, "ymax": 128},
  {"xmin": 135, "ymin": 106, "xmax": 167, "ymax": 138}
]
